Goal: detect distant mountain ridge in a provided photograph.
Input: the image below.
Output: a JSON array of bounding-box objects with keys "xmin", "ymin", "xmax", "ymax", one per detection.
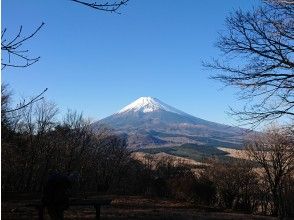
[{"xmin": 93, "ymin": 97, "xmax": 247, "ymax": 149}]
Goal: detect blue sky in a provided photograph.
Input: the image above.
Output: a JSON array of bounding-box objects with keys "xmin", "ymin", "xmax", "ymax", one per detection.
[{"xmin": 2, "ymin": 0, "xmax": 260, "ymax": 125}]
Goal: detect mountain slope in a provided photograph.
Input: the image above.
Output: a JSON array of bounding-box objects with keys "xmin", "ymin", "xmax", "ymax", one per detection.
[{"xmin": 93, "ymin": 97, "xmax": 247, "ymax": 149}]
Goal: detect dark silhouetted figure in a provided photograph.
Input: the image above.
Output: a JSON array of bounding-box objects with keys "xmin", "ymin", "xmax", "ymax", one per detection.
[{"xmin": 42, "ymin": 172, "xmax": 71, "ymax": 220}]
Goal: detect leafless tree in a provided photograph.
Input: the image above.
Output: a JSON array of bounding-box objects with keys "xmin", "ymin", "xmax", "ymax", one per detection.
[
  {"xmin": 71, "ymin": 0, "xmax": 129, "ymax": 13},
  {"xmin": 1, "ymin": 23, "xmax": 47, "ymax": 112},
  {"xmin": 2, "ymin": 87, "xmax": 48, "ymax": 113},
  {"xmin": 1, "ymin": 23, "xmax": 45, "ymax": 70},
  {"xmin": 204, "ymin": 0, "xmax": 294, "ymax": 126},
  {"xmin": 205, "ymin": 158, "xmax": 259, "ymax": 211},
  {"xmin": 246, "ymin": 126, "xmax": 294, "ymax": 218},
  {"xmin": 1, "ymin": 84, "xmax": 12, "ymax": 130},
  {"xmin": 1, "ymin": 99, "xmax": 131, "ymax": 193}
]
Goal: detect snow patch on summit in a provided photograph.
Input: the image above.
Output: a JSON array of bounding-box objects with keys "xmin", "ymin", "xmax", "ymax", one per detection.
[{"xmin": 117, "ymin": 97, "xmax": 188, "ymax": 116}]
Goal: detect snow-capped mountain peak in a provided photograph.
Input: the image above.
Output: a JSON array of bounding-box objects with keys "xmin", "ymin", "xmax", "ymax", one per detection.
[
  {"xmin": 117, "ymin": 97, "xmax": 188, "ymax": 116},
  {"xmin": 94, "ymin": 96, "xmax": 245, "ymax": 149}
]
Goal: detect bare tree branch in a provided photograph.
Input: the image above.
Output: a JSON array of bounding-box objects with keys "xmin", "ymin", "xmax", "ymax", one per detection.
[
  {"xmin": 3, "ymin": 88, "xmax": 48, "ymax": 113},
  {"xmin": 204, "ymin": 1, "xmax": 294, "ymax": 126},
  {"xmin": 1, "ymin": 23, "xmax": 45, "ymax": 70},
  {"xmin": 70, "ymin": 0, "xmax": 129, "ymax": 13}
]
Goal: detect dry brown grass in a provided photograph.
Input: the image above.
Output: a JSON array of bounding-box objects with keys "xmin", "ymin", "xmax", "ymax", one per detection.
[
  {"xmin": 217, "ymin": 147, "xmax": 250, "ymax": 160},
  {"xmin": 131, "ymin": 152, "xmax": 204, "ymax": 169}
]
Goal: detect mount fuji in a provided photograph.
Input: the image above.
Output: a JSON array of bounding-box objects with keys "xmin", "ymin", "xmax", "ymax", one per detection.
[{"xmin": 93, "ymin": 97, "xmax": 246, "ymax": 149}]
